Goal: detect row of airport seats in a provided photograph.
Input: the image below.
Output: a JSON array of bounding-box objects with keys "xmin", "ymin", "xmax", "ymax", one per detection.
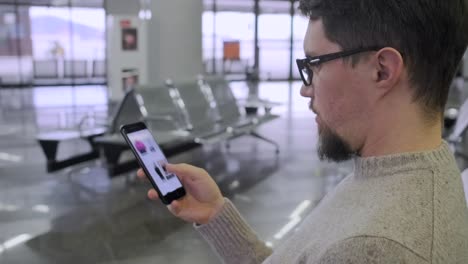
[
  {"xmin": 37, "ymin": 75, "xmax": 280, "ymax": 177},
  {"xmin": 96, "ymin": 76, "xmax": 280, "ymax": 176}
]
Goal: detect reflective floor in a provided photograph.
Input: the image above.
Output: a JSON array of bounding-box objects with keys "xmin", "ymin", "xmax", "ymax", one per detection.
[{"xmin": 0, "ymin": 82, "xmax": 352, "ymax": 263}]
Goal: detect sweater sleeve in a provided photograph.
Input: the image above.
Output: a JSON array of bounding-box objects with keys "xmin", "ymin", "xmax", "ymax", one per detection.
[
  {"xmin": 195, "ymin": 198, "xmax": 273, "ymax": 264},
  {"xmin": 315, "ymin": 236, "xmax": 429, "ymax": 264}
]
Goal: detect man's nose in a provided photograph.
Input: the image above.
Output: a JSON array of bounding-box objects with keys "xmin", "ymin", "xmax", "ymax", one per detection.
[{"xmin": 300, "ymin": 84, "xmax": 314, "ymax": 98}]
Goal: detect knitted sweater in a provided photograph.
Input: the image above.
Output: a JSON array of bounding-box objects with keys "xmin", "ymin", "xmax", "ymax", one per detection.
[{"xmin": 196, "ymin": 142, "xmax": 468, "ymax": 263}]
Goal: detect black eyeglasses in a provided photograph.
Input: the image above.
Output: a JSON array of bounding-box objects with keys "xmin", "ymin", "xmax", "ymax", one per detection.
[{"xmin": 296, "ymin": 47, "xmax": 382, "ymax": 86}]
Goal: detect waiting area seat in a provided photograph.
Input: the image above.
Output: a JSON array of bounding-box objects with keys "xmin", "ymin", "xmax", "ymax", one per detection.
[
  {"xmin": 445, "ymin": 78, "xmax": 468, "ymax": 169},
  {"xmin": 447, "ymin": 98, "xmax": 468, "ymax": 164},
  {"xmin": 94, "ymin": 86, "xmax": 198, "ymax": 176},
  {"xmin": 462, "ymin": 169, "xmax": 468, "ymax": 206},
  {"xmin": 37, "ymin": 75, "xmax": 280, "ymax": 176},
  {"xmin": 36, "ymin": 90, "xmax": 142, "ymax": 173},
  {"xmin": 94, "ymin": 76, "xmax": 280, "ymax": 177},
  {"xmin": 201, "ymin": 76, "xmax": 280, "ymax": 149},
  {"xmin": 37, "ymin": 126, "xmax": 107, "ymax": 173}
]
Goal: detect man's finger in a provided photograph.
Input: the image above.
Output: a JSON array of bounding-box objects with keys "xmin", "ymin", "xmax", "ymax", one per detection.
[
  {"xmin": 165, "ymin": 163, "xmax": 203, "ymax": 182},
  {"xmin": 167, "ymin": 200, "xmax": 182, "ymax": 217},
  {"xmin": 137, "ymin": 169, "xmax": 150, "ymax": 182},
  {"xmin": 148, "ymin": 189, "xmax": 159, "ymax": 200}
]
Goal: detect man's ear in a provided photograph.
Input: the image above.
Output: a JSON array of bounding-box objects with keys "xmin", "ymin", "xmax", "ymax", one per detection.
[{"xmin": 373, "ymin": 48, "xmax": 404, "ymax": 92}]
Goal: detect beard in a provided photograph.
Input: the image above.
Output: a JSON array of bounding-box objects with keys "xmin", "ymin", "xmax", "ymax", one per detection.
[{"xmin": 317, "ymin": 121, "xmax": 356, "ymax": 162}]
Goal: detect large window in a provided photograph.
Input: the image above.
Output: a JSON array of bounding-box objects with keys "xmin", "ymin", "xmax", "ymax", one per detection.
[
  {"xmin": 292, "ymin": 12, "xmax": 310, "ymax": 79},
  {"xmin": 202, "ymin": 0, "xmax": 308, "ymax": 81},
  {"xmin": 29, "ymin": 7, "xmax": 105, "ymax": 61},
  {"xmin": 0, "ymin": 2, "xmax": 105, "ymax": 87},
  {"xmin": 258, "ymin": 13, "xmax": 291, "ymax": 80},
  {"xmin": 203, "ymin": 11, "xmax": 255, "ymax": 76},
  {"xmin": 0, "ymin": 5, "xmax": 32, "ymax": 85}
]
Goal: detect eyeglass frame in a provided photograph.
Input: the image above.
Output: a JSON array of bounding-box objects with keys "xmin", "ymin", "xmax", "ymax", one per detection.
[{"xmin": 296, "ymin": 47, "xmax": 383, "ymax": 86}]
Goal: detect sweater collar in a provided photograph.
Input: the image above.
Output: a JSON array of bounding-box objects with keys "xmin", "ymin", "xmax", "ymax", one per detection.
[{"xmin": 353, "ymin": 141, "xmax": 454, "ymax": 178}]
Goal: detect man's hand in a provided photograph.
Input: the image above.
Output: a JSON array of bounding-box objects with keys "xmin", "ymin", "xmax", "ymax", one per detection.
[{"xmin": 137, "ymin": 163, "xmax": 225, "ymax": 224}]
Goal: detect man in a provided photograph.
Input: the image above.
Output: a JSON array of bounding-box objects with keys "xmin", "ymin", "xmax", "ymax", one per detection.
[{"xmin": 138, "ymin": 0, "xmax": 468, "ymax": 263}]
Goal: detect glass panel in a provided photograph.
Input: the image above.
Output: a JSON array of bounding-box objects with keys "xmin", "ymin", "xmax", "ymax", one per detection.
[
  {"xmin": 17, "ymin": 6, "xmax": 33, "ymax": 84},
  {"xmin": 218, "ymin": 12, "xmax": 255, "ymax": 75},
  {"xmin": 29, "ymin": 5, "xmax": 105, "ymax": 85},
  {"xmin": 69, "ymin": 8, "xmax": 105, "ymax": 61},
  {"xmin": 29, "ymin": 6, "xmax": 72, "ymax": 83},
  {"xmin": 203, "ymin": 10, "xmax": 255, "ymax": 76},
  {"xmin": 69, "ymin": 7, "xmax": 105, "ymax": 80},
  {"xmin": 292, "ymin": 13, "xmax": 309, "ymax": 79},
  {"xmin": 202, "ymin": 11, "xmax": 215, "ymax": 73},
  {"xmin": 258, "ymin": 13, "xmax": 291, "ymax": 80},
  {"xmin": 0, "ymin": 5, "xmax": 33, "ymax": 85}
]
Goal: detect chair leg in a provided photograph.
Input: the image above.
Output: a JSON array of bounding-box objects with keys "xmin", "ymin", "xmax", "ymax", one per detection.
[{"xmin": 249, "ymin": 131, "xmax": 280, "ymax": 154}]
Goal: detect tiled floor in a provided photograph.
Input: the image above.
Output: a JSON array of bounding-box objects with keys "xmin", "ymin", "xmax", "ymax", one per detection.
[{"xmin": 0, "ymin": 82, "xmax": 353, "ymax": 263}]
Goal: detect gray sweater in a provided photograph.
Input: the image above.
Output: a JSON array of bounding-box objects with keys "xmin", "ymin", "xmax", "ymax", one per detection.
[{"xmin": 196, "ymin": 142, "xmax": 468, "ymax": 263}]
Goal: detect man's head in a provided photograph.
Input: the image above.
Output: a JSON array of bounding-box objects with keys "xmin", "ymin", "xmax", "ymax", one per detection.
[{"xmin": 298, "ymin": 0, "xmax": 468, "ymax": 161}]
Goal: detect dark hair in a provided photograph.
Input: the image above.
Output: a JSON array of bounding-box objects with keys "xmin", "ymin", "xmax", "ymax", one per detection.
[{"xmin": 299, "ymin": 0, "xmax": 468, "ymax": 117}]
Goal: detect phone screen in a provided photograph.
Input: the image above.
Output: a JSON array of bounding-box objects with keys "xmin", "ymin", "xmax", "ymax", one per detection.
[{"xmin": 126, "ymin": 128, "xmax": 182, "ymax": 195}]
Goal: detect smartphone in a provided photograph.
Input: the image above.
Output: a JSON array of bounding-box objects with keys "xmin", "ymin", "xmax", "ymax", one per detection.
[{"xmin": 120, "ymin": 122, "xmax": 186, "ymax": 204}]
